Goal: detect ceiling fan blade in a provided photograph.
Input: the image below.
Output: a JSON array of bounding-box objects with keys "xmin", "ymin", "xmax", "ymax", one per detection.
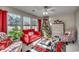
[
  {"xmin": 48, "ymin": 11, "xmax": 54, "ymax": 14},
  {"xmin": 47, "ymin": 8, "xmax": 55, "ymax": 12}
]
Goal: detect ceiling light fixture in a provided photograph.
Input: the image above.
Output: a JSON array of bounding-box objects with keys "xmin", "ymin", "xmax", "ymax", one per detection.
[
  {"xmin": 43, "ymin": 11, "xmax": 48, "ymax": 15},
  {"xmin": 43, "ymin": 6, "xmax": 48, "ymax": 16}
]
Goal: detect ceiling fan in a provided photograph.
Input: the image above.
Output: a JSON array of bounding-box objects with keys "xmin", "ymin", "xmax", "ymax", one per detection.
[{"xmin": 42, "ymin": 6, "xmax": 55, "ymax": 16}]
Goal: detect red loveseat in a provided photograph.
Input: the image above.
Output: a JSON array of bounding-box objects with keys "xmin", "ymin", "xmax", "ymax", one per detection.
[{"xmin": 20, "ymin": 29, "xmax": 41, "ymax": 45}]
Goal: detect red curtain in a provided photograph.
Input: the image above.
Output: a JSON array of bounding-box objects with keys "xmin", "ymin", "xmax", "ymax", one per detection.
[
  {"xmin": 0, "ymin": 10, "xmax": 3, "ymax": 32},
  {"xmin": 38, "ymin": 18, "xmax": 41, "ymax": 31},
  {"xmin": 0, "ymin": 10, "xmax": 7, "ymax": 33}
]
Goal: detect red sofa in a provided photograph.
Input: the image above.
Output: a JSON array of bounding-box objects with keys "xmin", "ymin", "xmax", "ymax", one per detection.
[
  {"xmin": 0, "ymin": 38, "xmax": 12, "ymax": 51},
  {"xmin": 20, "ymin": 29, "xmax": 41, "ymax": 45}
]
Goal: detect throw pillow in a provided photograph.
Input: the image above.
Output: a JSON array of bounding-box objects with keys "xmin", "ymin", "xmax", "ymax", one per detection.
[
  {"xmin": 29, "ymin": 32, "xmax": 34, "ymax": 36},
  {"xmin": 0, "ymin": 32, "xmax": 8, "ymax": 41}
]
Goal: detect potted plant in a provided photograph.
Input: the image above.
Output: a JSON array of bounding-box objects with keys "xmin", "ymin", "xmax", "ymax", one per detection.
[{"xmin": 8, "ymin": 26, "xmax": 23, "ymax": 42}]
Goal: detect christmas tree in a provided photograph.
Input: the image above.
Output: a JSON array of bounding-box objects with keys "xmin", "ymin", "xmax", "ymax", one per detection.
[{"xmin": 41, "ymin": 18, "xmax": 52, "ymax": 39}]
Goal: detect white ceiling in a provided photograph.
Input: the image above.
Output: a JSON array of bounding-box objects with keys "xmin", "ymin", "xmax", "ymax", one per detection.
[{"xmin": 13, "ymin": 6, "xmax": 78, "ymax": 17}]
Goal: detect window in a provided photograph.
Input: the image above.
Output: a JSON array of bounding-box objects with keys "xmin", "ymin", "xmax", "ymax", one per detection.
[
  {"xmin": 7, "ymin": 13, "xmax": 22, "ymax": 33},
  {"xmin": 23, "ymin": 16, "xmax": 38, "ymax": 31},
  {"xmin": 7, "ymin": 13, "xmax": 38, "ymax": 32},
  {"xmin": 31, "ymin": 18, "xmax": 38, "ymax": 31},
  {"xmin": 23, "ymin": 16, "xmax": 31, "ymax": 29}
]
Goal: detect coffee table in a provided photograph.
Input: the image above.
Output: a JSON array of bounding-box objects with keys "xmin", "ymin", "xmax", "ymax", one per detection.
[{"xmin": 31, "ymin": 37, "xmax": 57, "ymax": 52}]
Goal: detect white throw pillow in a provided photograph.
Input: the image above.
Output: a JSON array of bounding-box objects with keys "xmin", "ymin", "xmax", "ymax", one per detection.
[{"xmin": 29, "ymin": 32, "xmax": 34, "ymax": 36}]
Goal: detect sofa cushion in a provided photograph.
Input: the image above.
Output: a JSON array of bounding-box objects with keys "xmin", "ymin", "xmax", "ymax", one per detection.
[
  {"xmin": 30, "ymin": 35, "xmax": 39, "ymax": 41},
  {"xmin": 20, "ymin": 35, "xmax": 29, "ymax": 44},
  {"xmin": 0, "ymin": 43, "xmax": 7, "ymax": 50},
  {"xmin": 0, "ymin": 38, "xmax": 12, "ymax": 51}
]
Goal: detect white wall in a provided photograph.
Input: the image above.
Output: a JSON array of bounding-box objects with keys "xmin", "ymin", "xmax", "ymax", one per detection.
[
  {"xmin": 0, "ymin": 6, "xmax": 37, "ymax": 17},
  {"xmin": 49, "ymin": 14, "xmax": 75, "ymax": 31},
  {"xmin": 75, "ymin": 8, "xmax": 79, "ymax": 44}
]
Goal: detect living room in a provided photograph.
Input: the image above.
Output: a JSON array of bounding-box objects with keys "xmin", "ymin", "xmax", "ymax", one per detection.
[{"xmin": 0, "ymin": 6, "xmax": 79, "ymax": 52}]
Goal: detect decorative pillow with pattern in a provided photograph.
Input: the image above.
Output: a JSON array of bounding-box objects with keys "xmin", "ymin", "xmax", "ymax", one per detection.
[{"xmin": 0, "ymin": 32, "xmax": 8, "ymax": 41}]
